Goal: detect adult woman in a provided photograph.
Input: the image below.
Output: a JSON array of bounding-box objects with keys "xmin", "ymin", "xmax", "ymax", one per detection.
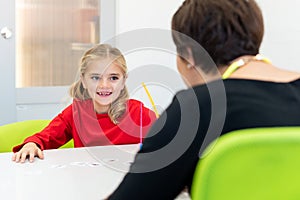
[
  {"xmin": 12, "ymin": 44, "xmax": 156, "ymax": 163},
  {"xmin": 108, "ymin": 0, "xmax": 300, "ymax": 199}
]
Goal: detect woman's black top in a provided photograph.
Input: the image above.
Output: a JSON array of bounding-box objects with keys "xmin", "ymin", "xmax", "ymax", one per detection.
[{"xmin": 109, "ymin": 78, "xmax": 300, "ymax": 200}]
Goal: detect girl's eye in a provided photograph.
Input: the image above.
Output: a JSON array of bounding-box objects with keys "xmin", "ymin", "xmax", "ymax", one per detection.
[
  {"xmin": 91, "ymin": 76, "xmax": 100, "ymax": 81},
  {"xmin": 110, "ymin": 76, "xmax": 119, "ymax": 81}
]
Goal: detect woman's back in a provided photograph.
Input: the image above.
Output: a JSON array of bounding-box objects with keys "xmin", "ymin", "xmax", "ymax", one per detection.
[{"xmin": 223, "ymin": 78, "xmax": 300, "ymax": 133}]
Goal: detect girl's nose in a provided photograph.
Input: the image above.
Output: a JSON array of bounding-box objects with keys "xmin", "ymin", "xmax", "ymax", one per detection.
[{"xmin": 98, "ymin": 78, "xmax": 108, "ymax": 88}]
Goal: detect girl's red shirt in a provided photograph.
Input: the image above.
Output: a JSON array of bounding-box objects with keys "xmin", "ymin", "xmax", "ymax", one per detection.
[{"xmin": 13, "ymin": 99, "xmax": 157, "ymax": 152}]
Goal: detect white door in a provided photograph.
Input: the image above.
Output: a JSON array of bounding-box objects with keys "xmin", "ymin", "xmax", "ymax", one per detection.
[
  {"xmin": 0, "ymin": 1, "xmax": 16, "ymax": 125},
  {"xmin": 0, "ymin": 0, "xmax": 115, "ymax": 125}
]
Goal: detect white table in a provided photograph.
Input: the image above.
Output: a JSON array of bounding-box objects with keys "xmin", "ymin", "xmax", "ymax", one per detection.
[
  {"xmin": 1, "ymin": 144, "xmax": 191, "ymax": 200},
  {"xmin": 0, "ymin": 144, "xmax": 140, "ymax": 200}
]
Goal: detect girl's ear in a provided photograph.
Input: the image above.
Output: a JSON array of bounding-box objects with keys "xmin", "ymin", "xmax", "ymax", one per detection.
[
  {"xmin": 121, "ymin": 74, "xmax": 127, "ymax": 90},
  {"xmin": 80, "ymin": 75, "xmax": 86, "ymax": 89}
]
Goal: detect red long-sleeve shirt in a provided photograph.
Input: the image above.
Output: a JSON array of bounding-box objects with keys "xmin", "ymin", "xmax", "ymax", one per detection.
[{"xmin": 13, "ymin": 99, "xmax": 156, "ymax": 152}]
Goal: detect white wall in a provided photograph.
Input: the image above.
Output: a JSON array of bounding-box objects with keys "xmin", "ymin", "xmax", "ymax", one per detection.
[
  {"xmin": 116, "ymin": 0, "xmax": 184, "ymax": 33},
  {"xmin": 257, "ymin": 0, "xmax": 300, "ymax": 71},
  {"xmin": 115, "ymin": 0, "xmax": 186, "ymax": 112},
  {"xmin": 116, "ymin": 0, "xmax": 300, "ymax": 73}
]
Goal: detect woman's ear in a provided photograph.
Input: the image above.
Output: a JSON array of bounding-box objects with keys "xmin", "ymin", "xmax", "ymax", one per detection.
[{"xmin": 186, "ymin": 47, "xmax": 196, "ymax": 67}]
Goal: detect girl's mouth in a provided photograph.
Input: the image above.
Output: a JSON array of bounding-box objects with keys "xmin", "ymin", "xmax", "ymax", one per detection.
[{"xmin": 96, "ymin": 91, "xmax": 112, "ymax": 97}]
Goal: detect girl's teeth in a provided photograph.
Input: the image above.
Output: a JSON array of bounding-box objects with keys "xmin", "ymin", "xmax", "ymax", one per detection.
[{"xmin": 98, "ymin": 92, "xmax": 111, "ymax": 96}]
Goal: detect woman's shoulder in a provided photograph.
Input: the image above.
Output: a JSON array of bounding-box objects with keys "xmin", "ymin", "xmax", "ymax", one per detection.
[{"xmin": 175, "ymin": 80, "xmax": 222, "ymax": 101}]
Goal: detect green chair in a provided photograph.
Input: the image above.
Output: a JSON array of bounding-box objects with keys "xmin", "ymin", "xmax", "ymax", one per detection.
[
  {"xmin": 0, "ymin": 120, "xmax": 73, "ymax": 153},
  {"xmin": 191, "ymin": 127, "xmax": 300, "ymax": 200}
]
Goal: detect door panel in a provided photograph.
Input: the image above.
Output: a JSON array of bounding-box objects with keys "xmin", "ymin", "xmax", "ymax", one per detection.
[{"xmin": 0, "ymin": 1, "xmax": 16, "ymax": 125}]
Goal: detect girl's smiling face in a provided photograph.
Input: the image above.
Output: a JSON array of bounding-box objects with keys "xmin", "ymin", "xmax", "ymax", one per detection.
[{"xmin": 81, "ymin": 58, "xmax": 126, "ymax": 113}]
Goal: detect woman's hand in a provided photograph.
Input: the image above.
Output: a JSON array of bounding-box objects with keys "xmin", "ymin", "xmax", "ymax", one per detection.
[{"xmin": 12, "ymin": 142, "xmax": 44, "ymax": 163}]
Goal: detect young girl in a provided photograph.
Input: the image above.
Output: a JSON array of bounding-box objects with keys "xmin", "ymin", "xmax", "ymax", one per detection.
[{"xmin": 12, "ymin": 44, "xmax": 156, "ymax": 163}]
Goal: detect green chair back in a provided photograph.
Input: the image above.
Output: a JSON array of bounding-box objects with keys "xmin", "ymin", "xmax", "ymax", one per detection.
[
  {"xmin": 191, "ymin": 127, "xmax": 300, "ymax": 200},
  {"xmin": 0, "ymin": 120, "xmax": 73, "ymax": 153}
]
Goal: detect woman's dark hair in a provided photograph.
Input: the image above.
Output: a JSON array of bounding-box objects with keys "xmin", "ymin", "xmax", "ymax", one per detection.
[{"xmin": 172, "ymin": 0, "xmax": 264, "ymax": 71}]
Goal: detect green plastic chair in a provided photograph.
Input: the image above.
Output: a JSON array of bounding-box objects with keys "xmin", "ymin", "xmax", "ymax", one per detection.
[
  {"xmin": 191, "ymin": 127, "xmax": 300, "ymax": 200},
  {"xmin": 0, "ymin": 120, "xmax": 74, "ymax": 153}
]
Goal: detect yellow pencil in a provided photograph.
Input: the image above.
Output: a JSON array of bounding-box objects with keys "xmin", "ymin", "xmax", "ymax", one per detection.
[{"xmin": 142, "ymin": 82, "xmax": 159, "ymax": 118}]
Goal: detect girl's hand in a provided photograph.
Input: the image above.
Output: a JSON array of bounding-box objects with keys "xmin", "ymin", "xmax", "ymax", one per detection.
[{"xmin": 12, "ymin": 142, "xmax": 44, "ymax": 163}]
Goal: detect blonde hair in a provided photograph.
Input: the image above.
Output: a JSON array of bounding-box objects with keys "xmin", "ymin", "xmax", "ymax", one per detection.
[{"xmin": 69, "ymin": 44, "xmax": 129, "ymax": 124}]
